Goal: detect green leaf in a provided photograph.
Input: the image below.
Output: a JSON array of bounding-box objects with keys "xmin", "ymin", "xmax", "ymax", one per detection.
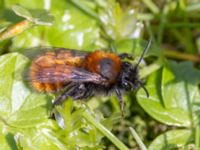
[
  {"xmin": 0, "ymin": 123, "xmax": 18, "ymax": 150},
  {"xmin": 14, "ymin": 120, "xmax": 66, "ymax": 150},
  {"xmin": 54, "ymin": 102, "xmax": 106, "ymax": 149},
  {"xmin": 10, "ymin": 1, "xmax": 100, "ymax": 51},
  {"xmin": 148, "ymin": 129, "xmax": 192, "ymax": 150},
  {"xmin": 82, "ymin": 110, "xmax": 129, "ymax": 150},
  {"xmin": 29, "ymin": 9, "xmax": 54, "ymax": 26},
  {"xmin": 12, "ymin": 5, "xmax": 32, "ymax": 19},
  {"xmin": 0, "ymin": 53, "xmax": 51, "ymax": 128},
  {"xmin": 115, "ymin": 39, "xmax": 145, "ymax": 55},
  {"xmin": 45, "ymin": 0, "xmax": 100, "ymax": 49},
  {"xmin": 137, "ymin": 61, "xmax": 200, "ymax": 127},
  {"xmin": 98, "ymin": 1, "xmax": 142, "ymax": 41},
  {"xmin": 12, "ymin": 5, "xmax": 54, "ymax": 26}
]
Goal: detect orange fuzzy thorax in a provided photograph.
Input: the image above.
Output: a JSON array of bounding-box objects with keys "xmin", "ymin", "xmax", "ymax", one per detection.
[{"xmin": 84, "ymin": 50, "xmax": 121, "ymax": 84}]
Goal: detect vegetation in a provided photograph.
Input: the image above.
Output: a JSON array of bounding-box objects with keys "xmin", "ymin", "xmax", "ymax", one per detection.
[{"xmin": 0, "ymin": 0, "xmax": 200, "ymax": 149}]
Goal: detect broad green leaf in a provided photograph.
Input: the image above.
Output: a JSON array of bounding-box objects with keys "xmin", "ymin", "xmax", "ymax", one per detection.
[
  {"xmin": 45, "ymin": 0, "xmax": 100, "ymax": 49},
  {"xmin": 10, "ymin": 0, "xmax": 100, "ymax": 51},
  {"xmin": 162, "ymin": 61, "xmax": 200, "ymax": 111},
  {"xmin": 98, "ymin": 1, "xmax": 142, "ymax": 41},
  {"xmin": 0, "ymin": 107, "xmax": 63, "ymax": 150},
  {"xmin": 14, "ymin": 120, "xmax": 66, "ymax": 150},
  {"xmin": 0, "ymin": 123, "xmax": 18, "ymax": 150},
  {"xmin": 137, "ymin": 61, "xmax": 200, "ymax": 127},
  {"xmin": 148, "ymin": 129, "xmax": 192, "ymax": 150},
  {"xmin": 12, "ymin": 5, "xmax": 54, "ymax": 26},
  {"xmin": 0, "ymin": 53, "xmax": 51, "ymax": 128}
]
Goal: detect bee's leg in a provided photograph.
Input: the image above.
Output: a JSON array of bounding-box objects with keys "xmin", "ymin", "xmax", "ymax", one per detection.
[
  {"xmin": 53, "ymin": 83, "xmax": 94, "ymax": 105},
  {"xmin": 118, "ymin": 53, "xmax": 133, "ymax": 60},
  {"xmin": 50, "ymin": 91, "xmax": 70, "ymax": 119},
  {"xmin": 72, "ymin": 84, "xmax": 94, "ymax": 99},
  {"xmin": 115, "ymin": 88, "xmax": 125, "ymax": 117},
  {"xmin": 53, "ymin": 84, "xmax": 77, "ymax": 106},
  {"xmin": 79, "ymin": 84, "xmax": 94, "ymax": 99},
  {"xmin": 53, "ymin": 93, "xmax": 68, "ymax": 106}
]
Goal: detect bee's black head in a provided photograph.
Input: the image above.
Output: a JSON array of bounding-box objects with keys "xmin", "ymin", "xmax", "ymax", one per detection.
[
  {"xmin": 118, "ymin": 61, "xmax": 149, "ymax": 97},
  {"xmin": 117, "ymin": 38, "xmax": 152, "ymax": 97},
  {"xmin": 119, "ymin": 62, "xmax": 139, "ymax": 91}
]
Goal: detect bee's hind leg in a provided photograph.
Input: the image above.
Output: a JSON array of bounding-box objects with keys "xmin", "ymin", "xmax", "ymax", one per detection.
[
  {"xmin": 53, "ymin": 92, "xmax": 69, "ymax": 106},
  {"xmin": 53, "ymin": 84, "xmax": 77, "ymax": 106},
  {"xmin": 53, "ymin": 83, "xmax": 93, "ymax": 106}
]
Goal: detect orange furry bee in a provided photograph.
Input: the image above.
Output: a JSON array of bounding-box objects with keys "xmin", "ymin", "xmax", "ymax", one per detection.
[{"xmin": 28, "ymin": 40, "xmax": 151, "ymax": 113}]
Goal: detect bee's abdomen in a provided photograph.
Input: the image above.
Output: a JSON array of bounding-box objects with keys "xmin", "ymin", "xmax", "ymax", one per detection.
[
  {"xmin": 29, "ymin": 62, "xmax": 65, "ymax": 92},
  {"xmin": 29, "ymin": 51, "xmax": 79, "ymax": 92}
]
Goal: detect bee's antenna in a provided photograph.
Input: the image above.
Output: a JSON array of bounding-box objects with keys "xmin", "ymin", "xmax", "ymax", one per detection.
[
  {"xmin": 137, "ymin": 80, "xmax": 149, "ymax": 97},
  {"xmin": 135, "ymin": 38, "xmax": 152, "ymax": 68}
]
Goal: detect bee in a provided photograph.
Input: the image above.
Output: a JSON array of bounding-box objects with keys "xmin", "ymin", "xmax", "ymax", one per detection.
[{"xmin": 28, "ymin": 39, "xmax": 151, "ymax": 115}]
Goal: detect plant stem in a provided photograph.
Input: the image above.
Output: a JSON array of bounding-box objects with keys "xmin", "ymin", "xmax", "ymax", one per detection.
[
  {"xmin": 69, "ymin": 0, "xmax": 100, "ymax": 21},
  {"xmin": 195, "ymin": 126, "xmax": 200, "ymax": 150},
  {"xmin": 186, "ymin": 3, "xmax": 200, "ymax": 12},
  {"xmin": 129, "ymin": 127, "xmax": 147, "ymax": 150},
  {"xmin": 165, "ymin": 23, "xmax": 200, "ymax": 28},
  {"xmin": 82, "ymin": 111, "xmax": 129, "ymax": 150},
  {"xmin": 141, "ymin": 0, "xmax": 159, "ymax": 14},
  {"xmin": 164, "ymin": 49, "xmax": 200, "ymax": 63}
]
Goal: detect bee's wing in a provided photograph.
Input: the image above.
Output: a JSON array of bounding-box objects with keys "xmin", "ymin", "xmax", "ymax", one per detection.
[
  {"xmin": 24, "ymin": 47, "xmax": 106, "ymax": 92},
  {"xmin": 29, "ymin": 64, "xmax": 106, "ymax": 84},
  {"xmin": 26, "ymin": 47, "xmax": 96, "ymax": 82}
]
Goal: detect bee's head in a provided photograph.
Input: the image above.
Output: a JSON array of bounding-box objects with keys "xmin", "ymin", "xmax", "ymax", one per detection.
[
  {"xmin": 118, "ymin": 38, "xmax": 152, "ymax": 97},
  {"xmin": 118, "ymin": 61, "xmax": 149, "ymax": 97},
  {"xmin": 119, "ymin": 62, "xmax": 140, "ymax": 91}
]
